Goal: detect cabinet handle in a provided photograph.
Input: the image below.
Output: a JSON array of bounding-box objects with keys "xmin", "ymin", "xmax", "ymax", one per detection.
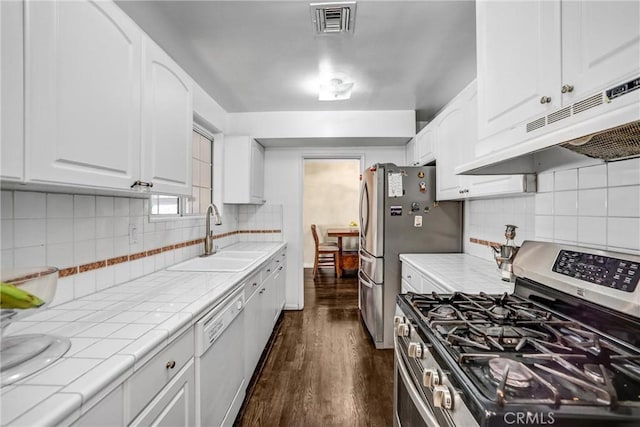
[
  {"xmin": 166, "ymin": 360, "xmax": 176, "ymax": 369},
  {"xmin": 539, "ymin": 96, "xmax": 552, "ymax": 104},
  {"xmin": 259, "ymin": 288, "xmax": 266, "ymax": 294},
  {"xmin": 130, "ymin": 180, "xmax": 154, "ymax": 189},
  {"xmin": 561, "ymin": 84, "xmax": 574, "ymax": 94},
  {"xmin": 252, "ymin": 282, "xmax": 258, "ymax": 287},
  {"xmin": 407, "ymin": 275, "xmax": 412, "ymax": 279}
]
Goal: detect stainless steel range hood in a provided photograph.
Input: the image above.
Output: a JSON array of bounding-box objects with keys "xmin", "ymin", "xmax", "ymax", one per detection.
[{"xmin": 456, "ymin": 78, "xmax": 640, "ymax": 175}]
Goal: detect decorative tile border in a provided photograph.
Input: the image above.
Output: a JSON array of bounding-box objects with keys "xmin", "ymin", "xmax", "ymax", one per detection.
[
  {"xmin": 57, "ymin": 229, "xmax": 281, "ymax": 279},
  {"xmin": 470, "ymin": 237, "xmax": 501, "ymax": 248}
]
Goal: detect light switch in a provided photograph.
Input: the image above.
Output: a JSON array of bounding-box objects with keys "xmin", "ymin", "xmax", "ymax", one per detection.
[{"xmin": 414, "ymin": 215, "xmax": 423, "ymax": 227}]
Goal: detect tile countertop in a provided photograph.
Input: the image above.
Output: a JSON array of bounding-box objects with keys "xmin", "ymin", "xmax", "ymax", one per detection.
[
  {"xmin": 399, "ymin": 253, "xmax": 515, "ymax": 294},
  {"xmin": 0, "ymin": 241, "xmax": 286, "ymax": 426}
]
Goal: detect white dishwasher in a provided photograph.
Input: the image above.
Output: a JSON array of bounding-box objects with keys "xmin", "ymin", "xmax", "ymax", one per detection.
[{"xmin": 195, "ymin": 286, "xmax": 245, "ymax": 427}]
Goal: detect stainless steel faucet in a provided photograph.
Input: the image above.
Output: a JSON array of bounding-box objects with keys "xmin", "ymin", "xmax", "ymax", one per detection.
[{"xmin": 203, "ymin": 203, "xmax": 222, "ymax": 256}]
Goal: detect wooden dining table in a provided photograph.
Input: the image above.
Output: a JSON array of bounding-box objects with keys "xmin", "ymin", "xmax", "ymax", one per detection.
[{"xmin": 327, "ymin": 227, "xmax": 359, "ymax": 278}]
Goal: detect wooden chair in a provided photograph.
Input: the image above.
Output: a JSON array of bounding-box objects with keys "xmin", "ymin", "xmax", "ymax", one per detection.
[{"xmin": 311, "ymin": 224, "xmax": 339, "ymax": 278}]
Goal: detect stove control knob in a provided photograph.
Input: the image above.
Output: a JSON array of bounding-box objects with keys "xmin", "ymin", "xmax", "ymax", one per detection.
[
  {"xmin": 422, "ymin": 368, "xmax": 440, "ymax": 387},
  {"xmin": 397, "ymin": 323, "xmax": 410, "ymax": 337},
  {"xmin": 433, "ymin": 385, "xmax": 453, "ymax": 410},
  {"xmin": 393, "ymin": 315, "xmax": 404, "ymax": 325},
  {"xmin": 407, "ymin": 342, "xmax": 423, "ymax": 359}
]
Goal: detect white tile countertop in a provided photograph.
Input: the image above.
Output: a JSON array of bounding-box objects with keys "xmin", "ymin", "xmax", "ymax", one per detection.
[
  {"xmin": 0, "ymin": 242, "xmax": 285, "ymax": 426},
  {"xmin": 399, "ymin": 253, "xmax": 515, "ymax": 294}
]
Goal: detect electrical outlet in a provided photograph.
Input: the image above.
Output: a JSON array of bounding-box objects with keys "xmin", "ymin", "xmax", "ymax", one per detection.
[{"xmin": 129, "ymin": 223, "xmax": 138, "ymax": 245}]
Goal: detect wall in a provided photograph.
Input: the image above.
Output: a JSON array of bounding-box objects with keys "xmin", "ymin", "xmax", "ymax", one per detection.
[
  {"xmin": 264, "ymin": 145, "xmax": 406, "ymax": 310},
  {"xmin": 0, "ymin": 188, "xmax": 280, "ymax": 307},
  {"xmin": 302, "ymin": 159, "xmax": 361, "ymax": 266},
  {"xmin": 227, "ymin": 110, "xmax": 414, "ymax": 139},
  {"xmin": 464, "ymin": 157, "xmax": 640, "ymax": 261}
]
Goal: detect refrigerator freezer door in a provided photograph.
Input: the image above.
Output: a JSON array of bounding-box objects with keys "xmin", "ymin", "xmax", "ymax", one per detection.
[{"xmin": 359, "ymin": 269, "xmax": 384, "ymax": 347}]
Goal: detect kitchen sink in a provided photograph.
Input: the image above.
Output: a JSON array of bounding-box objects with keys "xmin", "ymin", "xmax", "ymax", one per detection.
[{"xmin": 167, "ymin": 253, "xmax": 262, "ymax": 272}]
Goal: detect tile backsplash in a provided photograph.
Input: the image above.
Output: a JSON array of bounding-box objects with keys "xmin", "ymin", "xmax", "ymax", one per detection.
[
  {"xmin": 465, "ymin": 157, "xmax": 640, "ymax": 261},
  {"xmin": 1, "ymin": 190, "xmax": 283, "ymax": 306}
]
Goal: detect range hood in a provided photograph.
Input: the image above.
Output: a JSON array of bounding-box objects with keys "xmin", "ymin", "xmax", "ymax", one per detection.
[{"xmin": 456, "ymin": 77, "xmax": 640, "ymax": 175}]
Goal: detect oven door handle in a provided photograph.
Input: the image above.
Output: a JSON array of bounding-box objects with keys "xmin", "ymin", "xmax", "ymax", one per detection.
[{"xmin": 395, "ymin": 348, "xmax": 439, "ymax": 427}]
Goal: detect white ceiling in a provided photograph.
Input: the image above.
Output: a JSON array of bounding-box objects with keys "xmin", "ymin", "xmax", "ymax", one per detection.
[{"xmin": 116, "ymin": 0, "xmax": 477, "ymax": 123}]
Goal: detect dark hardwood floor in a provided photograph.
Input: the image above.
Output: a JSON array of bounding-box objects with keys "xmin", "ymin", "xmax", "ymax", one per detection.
[{"xmin": 238, "ymin": 268, "xmax": 395, "ymax": 427}]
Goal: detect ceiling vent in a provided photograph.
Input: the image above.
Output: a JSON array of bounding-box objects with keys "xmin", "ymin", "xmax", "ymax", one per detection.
[{"xmin": 310, "ymin": 2, "xmax": 356, "ymax": 35}]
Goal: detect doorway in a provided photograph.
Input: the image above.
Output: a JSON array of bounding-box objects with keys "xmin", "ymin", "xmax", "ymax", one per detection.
[{"xmin": 302, "ymin": 157, "xmax": 362, "ymax": 272}]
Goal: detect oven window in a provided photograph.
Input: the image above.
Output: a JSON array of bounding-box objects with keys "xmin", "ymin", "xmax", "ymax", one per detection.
[{"xmin": 397, "ymin": 366, "xmax": 429, "ymax": 426}]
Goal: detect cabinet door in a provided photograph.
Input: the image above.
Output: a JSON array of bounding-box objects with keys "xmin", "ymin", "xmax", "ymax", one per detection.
[
  {"xmin": 224, "ymin": 136, "xmax": 265, "ymax": 204},
  {"xmin": 1, "ymin": 0, "xmax": 24, "ymax": 181},
  {"xmin": 476, "ymin": 0, "xmax": 561, "ymax": 139},
  {"xmin": 25, "ymin": 0, "xmax": 141, "ymax": 189},
  {"xmin": 250, "ymin": 140, "xmax": 265, "ymax": 202},
  {"xmin": 129, "ymin": 359, "xmax": 195, "ymax": 427},
  {"xmin": 416, "ymin": 124, "xmax": 436, "ymax": 165},
  {"xmin": 404, "ymin": 138, "xmax": 417, "ymax": 166},
  {"xmin": 72, "ymin": 386, "xmax": 123, "ymax": 427},
  {"xmin": 260, "ymin": 273, "xmax": 275, "ymax": 349},
  {"xmin": 244, "ymin": 291, "xmax": 261, "ymax": 380},
  {"xmin": 141, "ymin": 37, "xmax": 193, "ymax": 196},
  {"xmin": 561, "ymin": 1, "xmax": 640, "ymax": 102}
]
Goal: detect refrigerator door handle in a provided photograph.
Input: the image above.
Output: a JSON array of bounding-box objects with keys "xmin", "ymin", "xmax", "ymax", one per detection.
[
  {"xmin": 359, "ymin": 181, "xmax": 370, "ymax": 240},
  {"xmin": 358, "ymin": 269, "xmax": 374, "ymax": 289}
]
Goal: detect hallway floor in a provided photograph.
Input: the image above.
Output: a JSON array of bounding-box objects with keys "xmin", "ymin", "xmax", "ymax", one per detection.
[{"xmin": 237, "ymin": 268, "xmax": 394, "ymax": 426}]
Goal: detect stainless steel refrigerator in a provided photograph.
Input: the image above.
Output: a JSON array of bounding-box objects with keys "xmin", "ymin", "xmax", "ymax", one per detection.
[{"xmin": 359, "ymin": 163, "xmax": 462, "ymax": 349}]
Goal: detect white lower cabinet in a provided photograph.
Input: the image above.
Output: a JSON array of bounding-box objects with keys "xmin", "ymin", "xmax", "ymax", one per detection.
[
  {"xmin": 125, "ymin": 329, "xmax": 195, "ymax": 423},
  {"xmin": 129, "ymin": 359, "xmax": 195, "ymax": 427},
  {"xmin": 71, "ymin": 385, "xmax": 124, "ymax": 426},
  {"xmin": 70, "ymin": 247, "xmax": 287, "ymax": 427},
  {"xmin": 244, "ymin": 248, "xmax": 287, "ymax": 383}
]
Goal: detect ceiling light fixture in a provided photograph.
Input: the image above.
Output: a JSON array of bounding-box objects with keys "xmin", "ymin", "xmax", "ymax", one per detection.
[{"xmin": 318, "ymin": 77, "xmax": 354, "ymax": 101}]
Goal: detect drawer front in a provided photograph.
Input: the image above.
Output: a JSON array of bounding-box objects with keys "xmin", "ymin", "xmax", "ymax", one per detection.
[
  {"xmin": 126, "ymin": 328, "xmax": 194, "ymax": 421},
  {"xmin": 401, "ymin": 263, "xmax": 420, "ymax": 292},
  {"xmin": 243, "ymin": 271, "xmax": 261, "ymax": 301},
  {"xmin": 421, "ymin": 276, "xmax": 450, "ymax": 294},
  {"xmin": 260, "ymin": 258, "xmax": 277, "ymax": 282},
  {"xmin": 401, "ymin": 278, "xmax": 418, "ymax": 294}
]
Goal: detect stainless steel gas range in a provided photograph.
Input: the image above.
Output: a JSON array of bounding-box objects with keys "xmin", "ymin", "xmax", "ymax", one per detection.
[{"xmin": 394, "ymin": 241, "xmax": 640, "ymax": 427}]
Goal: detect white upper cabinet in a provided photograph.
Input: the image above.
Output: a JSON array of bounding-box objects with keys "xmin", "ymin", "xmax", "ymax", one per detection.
[
  {"xmin": 16, "ymin": 0, "xmax": 195, "ymax": 195},
  {"xmin": 223, "ymin": 136, "xmax": 265, "ymax": 204},
  {"xmin": 561, "ymin": 1, "xmax": 640, "ymax": 102},
  {"xmin": 404, "ymin": 138, "xmax": 416, "ymax": 166},
  {"xmin": 476, "ymin": 0, "xmax": 640, "ymax": 151},
  {"xmin": 405, "ymin": 123, "xmax": 436, "ymax": 166},
  {"xmin": 25, "ymin": 0, "xmax": 142, "ymax": 189},
  {"xmin": 1, "ymin": 0, "xmax": 24, "ymax": 182},
  {"xmin": 476, "ymin": 0, "xmax": 561, "ymax": 140},
  {"xmin": 141, "ymin": 37, "xmax": 193, "ymax": 196},
  {"xmin": 436, "ymin": 85, "xmax": 473, "ymax": 200},
  {"xmin": 416, "ymin": 124, "xmax": 436, "ymax": 165},
  {"xmin": 437, "ymin": 81, "xmax": 536, "ymax": 201}
]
